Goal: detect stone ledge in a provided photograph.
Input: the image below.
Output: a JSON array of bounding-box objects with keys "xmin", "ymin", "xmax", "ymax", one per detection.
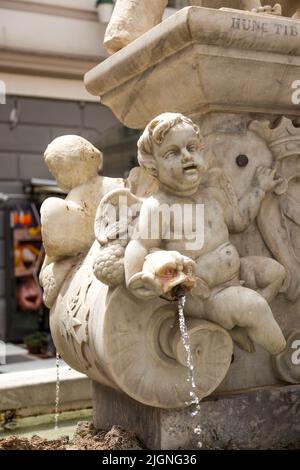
[
  {"xmin": 85, "ymin": 7, "xmax": 300, "ymax": 97},
  {"xmin": 84, "ymin": 7, "xmax": 300, "ymax": 128},
  {"xmin": 0, "ymin": 367, "xmax": 92, "ymax": 417}
]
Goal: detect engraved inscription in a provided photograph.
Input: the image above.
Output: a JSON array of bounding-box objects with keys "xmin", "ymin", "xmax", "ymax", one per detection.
[{"xmin": 231, "ymin": 17, "xmax": 299, "ymax": 36}]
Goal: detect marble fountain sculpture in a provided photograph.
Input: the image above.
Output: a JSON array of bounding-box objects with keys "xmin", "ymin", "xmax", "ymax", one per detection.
[{"xmin": 40, "ymin": 4, "xmax": 300, "ymax": 449}]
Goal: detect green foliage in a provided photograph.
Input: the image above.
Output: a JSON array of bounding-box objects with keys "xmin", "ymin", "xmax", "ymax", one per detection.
[
  {"xmin": 24, "ymin": 332, "xmax": 48, "ymax": 354},
  {"xmin": 95, "ymin": 0, "xmax": 114, "ymax": 6}
]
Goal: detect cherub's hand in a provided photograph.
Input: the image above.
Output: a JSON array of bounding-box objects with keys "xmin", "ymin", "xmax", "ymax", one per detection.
[
  {"xmin": 253, "ymin": 166, "xmax": 281, "ymax": 193},
  {"xmin": 193, "ymin": 277, "xmax": 210, "ymax": 300},
  {"xmin": 252, "ymin": 4, "xmax": 282, "ymax": 16},
  {"xmin": 128, "ymin": 271, "xmax": 164, "ymax": 299}
]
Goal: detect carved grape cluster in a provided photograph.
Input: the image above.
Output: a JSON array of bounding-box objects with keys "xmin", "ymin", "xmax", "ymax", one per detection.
[
  {"xmin": 93, "ymin": 240, "xmax": 127, "ymax": 286},
  {"xmin": 40, "ymin": 266, "xmax": 57, "ymax": 308}
]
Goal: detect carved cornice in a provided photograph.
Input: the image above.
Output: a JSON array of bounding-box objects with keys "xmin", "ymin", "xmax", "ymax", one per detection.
[{"xmin": 0, "ymin": 49, "xmax": 100, "ymax": 80}]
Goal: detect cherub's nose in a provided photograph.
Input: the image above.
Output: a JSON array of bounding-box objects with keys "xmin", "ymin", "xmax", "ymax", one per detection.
[{"xmin": 182, "ymin": 150, "xmax": 193, "ymax": 162}]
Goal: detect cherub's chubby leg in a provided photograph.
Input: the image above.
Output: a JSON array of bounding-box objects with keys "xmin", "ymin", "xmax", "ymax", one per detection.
[
  {"xmin": 240, "ymin": 256, "xmax": 285, "ymax": 304},
  {"xmin": 230, "ymin": 256, "xmax": 285, "ymax": 353},
  {"xmin": 229, "ymin": 326, "xmax": 256, "ymax": 353},
  {"xmin": 204, "ymin": 286, "xmax": 286, "ymax": 354}
]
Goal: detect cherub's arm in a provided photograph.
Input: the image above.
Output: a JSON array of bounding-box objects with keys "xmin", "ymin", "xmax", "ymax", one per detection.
[
  {"xmin": 234, "ymin": 166, "xmax": 280, "ymax": 232},
  {"xmin": 124, "ymin": 197, "xmax": 162, "ymax": 281},
  {"xmin": 124, "ymin": 240, "xmax": 148, "ymax": 281},
  {"xmin": 124, "ymin": 197, "xmax": 164, "ymax": 298},
  {"xmin": 208, "ymin": 166, "xmax": 280, "ymax": 233}
]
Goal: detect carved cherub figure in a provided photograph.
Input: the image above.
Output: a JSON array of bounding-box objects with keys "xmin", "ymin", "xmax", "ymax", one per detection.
[
  {"xmin": 40, "ymin": 135, "xmax": 124, "ymax": 307},
  {"xmin": 41, "ymin": 135, "xmax": 124, "ymax": 258},
  {"xmin": 203, "ymin": 124, "xmax": 287, "ymax": 305},
  {"xmin": 123, "ymin": 113, "xmax": 286, "ymax": 355}
]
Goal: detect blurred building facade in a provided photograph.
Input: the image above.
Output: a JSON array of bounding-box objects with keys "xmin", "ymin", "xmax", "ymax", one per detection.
[
  {"xmin": 0, "ymin": 0, "xmax": 186, "ymax": 341},
  {"xmin": 0, "ymin": 0, "xmax": 151, "ymax": 340}
]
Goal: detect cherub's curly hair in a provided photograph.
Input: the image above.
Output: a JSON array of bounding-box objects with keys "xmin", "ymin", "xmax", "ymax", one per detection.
[{"xmin": 137, "ymin": 113, "xmax": 200, "ymax": 177}]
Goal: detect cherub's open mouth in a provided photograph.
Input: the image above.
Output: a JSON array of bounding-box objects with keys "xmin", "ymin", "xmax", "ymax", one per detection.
[{"xmin": 183, "ymin": 164, "xmax": 198, "ymax": 173}]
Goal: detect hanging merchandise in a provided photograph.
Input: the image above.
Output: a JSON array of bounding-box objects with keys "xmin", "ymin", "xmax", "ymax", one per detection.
[{"xmin": 11, "ymin": 202, "xmax": 44, "ymax": 312}]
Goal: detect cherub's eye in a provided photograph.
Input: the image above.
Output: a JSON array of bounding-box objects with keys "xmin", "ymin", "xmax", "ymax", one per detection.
[
  {"xmin": 187, "ymin": 144, "xmax": 197, "ymax": 153},
  {"xmin": 164, "ymin": 148, "xmax": 179, "ymax": 159},
  {"xmin": 163, "ymin": 152, "xmax": 173, "ymax": 159},
  {"xmin": 236, "ymin": 154, "xmax": 249, "ymax": 167}
]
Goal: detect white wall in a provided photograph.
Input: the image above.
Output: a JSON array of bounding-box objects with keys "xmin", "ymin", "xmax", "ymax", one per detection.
[
  {"xmin": 1, "ymin": 72, "xmax": 99, "ymax": 102},
  {"xmin": 0, "ymin": 0, "xmax": 108, "ymax": 100},
  {"xmin": 0, "ymin": 8, "xmax": 107, "ymax": 59},
  {"xmin": 16, "ymin": 0, "xmax": 96, "ymax": 10}
]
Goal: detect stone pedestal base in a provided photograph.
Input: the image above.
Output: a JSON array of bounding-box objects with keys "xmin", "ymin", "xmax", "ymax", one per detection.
[{"xmin": 93, "ymin": 382, "xmax": 300, "ymax": 450}]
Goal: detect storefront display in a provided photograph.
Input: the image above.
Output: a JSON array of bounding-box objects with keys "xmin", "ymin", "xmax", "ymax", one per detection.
[{"xmin": 4, "ymin": 200, "xmax": 44, "ymax": 342}]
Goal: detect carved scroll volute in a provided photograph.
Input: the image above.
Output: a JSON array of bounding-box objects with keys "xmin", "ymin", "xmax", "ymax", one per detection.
[{"xmin": 93, "ymin": 285, "xmax": 233, "ymax": 408}]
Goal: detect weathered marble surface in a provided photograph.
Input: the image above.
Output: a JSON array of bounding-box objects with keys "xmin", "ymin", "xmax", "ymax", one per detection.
[
  {"xmin": 93, "ymin": 381, "xmax": 300, "ymax": 449},
  {"xmin": 200, "ymin": 0, "xmax": 299, "ymax": 16},
  {"xmin": 40, "ymin": 112, "xmax": 300, "ymax": 404},
  {"xmin": 40, "ymin": 6, "xmax": 300, "ymax": 422},
  {"xmin": 85, "ymin": 7, "xmax": 300, "ymax": 129},
  {"xmin": 40, "ymin": 135, "xmax": 124, "ymax": 308},
  {"xmin": 104, "ymin": 0, "xmax": 168, "ymax": 54},
  {"xmin": 104, "ymin": 1, "xmax": 300, "ymax": 55}
]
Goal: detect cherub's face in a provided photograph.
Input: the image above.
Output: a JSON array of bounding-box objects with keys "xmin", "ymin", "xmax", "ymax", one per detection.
[{"xmin": 152, "ymin": 123, "xmax": 207, "ymax": 194}]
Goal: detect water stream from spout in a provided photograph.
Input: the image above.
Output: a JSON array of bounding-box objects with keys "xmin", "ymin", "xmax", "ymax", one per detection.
[
  {"xmin": 54, "ymin": 351, "xmax": 60, "ymax": 431},
  {"xmin": 178, "ymin": 294, "xmax": 202, "ymax": 448}
]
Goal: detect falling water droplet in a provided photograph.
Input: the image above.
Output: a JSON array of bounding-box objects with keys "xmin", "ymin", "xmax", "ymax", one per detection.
[
  {"xmin": 194, "ymin": 425, "xmax": 202, "ymax": 435},
  {"xmin": 54, "ymin": 351, "xmax": 60, "ymax": 431},
  {"xmin": 178, "ymin": 294, "xmax": 203, "ymax": 449}
]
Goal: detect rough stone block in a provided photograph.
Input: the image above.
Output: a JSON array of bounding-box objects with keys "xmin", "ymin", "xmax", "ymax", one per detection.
[{"xmin": 93, "ymin": 382, "xmax": 300, "ymax": 450}]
